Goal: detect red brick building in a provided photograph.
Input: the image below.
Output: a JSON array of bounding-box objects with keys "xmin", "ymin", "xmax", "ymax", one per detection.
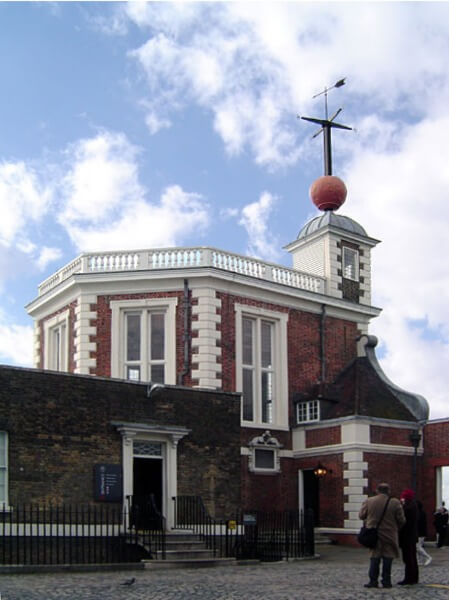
[{"xmin": 24, "ymin": 180, "xmax": 446, "ymax": 543}]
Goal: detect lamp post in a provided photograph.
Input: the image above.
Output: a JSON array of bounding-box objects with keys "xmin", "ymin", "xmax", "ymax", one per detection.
[{"xmin": 410, "ymin": 430, "xmax": 422, "ymax": 493}]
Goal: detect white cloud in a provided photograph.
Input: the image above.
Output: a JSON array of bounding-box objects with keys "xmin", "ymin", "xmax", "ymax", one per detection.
[
  {"xmin": 36, "ymin": 247, "xmax": 63, "ymax": 271},
  {"xmin": 57, "ymin": 129, "xmax": 209, "ymax": 251},
  {"xmin": 0, "ymin": 162, "xmax": 52, "ymax": 248},
  {"xmin": 238, "ymin": 192, "xmax": 280, "ymax": 262},
  {"xmin": 125, "ymin": 3, "xmax": 449, "ymax": 169},
  {"xmin": 60, "ymin": 131, "xmax": 144, "ymax": 225},
  {"xmin": 0, "ymin": 314, "xmax": 33, "ymax": 367},
  {"xmin": 67, "ymin": 184, "xmax": 209, "ymax": 252},
  {"xmin": 145, "ymin": 112, "xmax": 171, "ymax": 136},
  {"xmin": 344, "ymin": 116, "xmax": 449, "ymax": 419}
]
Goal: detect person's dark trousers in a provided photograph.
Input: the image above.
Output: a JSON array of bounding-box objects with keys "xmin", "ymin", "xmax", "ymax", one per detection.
[
  {"xmin": 369, "ymin": 557, "xmax": 393, "ymax": 587},
  {"xmin": 437, "ymin": 527, "xmax": 447, "ymax": 547},
  {"xmin": 401, "ymin": 543, "xmax": 419, "ymax": 583}
]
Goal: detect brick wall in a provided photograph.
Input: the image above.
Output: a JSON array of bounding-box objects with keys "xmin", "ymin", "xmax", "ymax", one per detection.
[
  {"xmin": 362, "ymin": 452, "xmax": 412, "ymax": 499},
  {"xmin": 241, "ymin": 457, "xmax": 297, "ymax": 512},
  {"xmin": 421, "ymin": 420, "xmax": 449, "ymax": 538},
  {"xmin": 0, "ymin": 366, "xmax": 240, "ymax": 518},
  {"xmin": 370, "ymin": 426, "xmax": 414, "ymax": 446},
  {"xmin": 306, "ymin": 426, "xmax": 341, "ymax": 448}
]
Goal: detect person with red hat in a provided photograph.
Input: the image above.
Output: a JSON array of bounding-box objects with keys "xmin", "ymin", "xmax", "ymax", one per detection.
[{"xmin": 398, "ymin": 488, "xmax": 419, "ymax": 585}]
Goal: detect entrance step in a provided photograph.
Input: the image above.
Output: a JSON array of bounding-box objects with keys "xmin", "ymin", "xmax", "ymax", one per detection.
[
  {"xmin": 314, "ymin": 531, "xmax": 333, "ymax": 545},
  {"xmin": 142, "ymin": 530, "xmax": 232, "ymax": 566}
]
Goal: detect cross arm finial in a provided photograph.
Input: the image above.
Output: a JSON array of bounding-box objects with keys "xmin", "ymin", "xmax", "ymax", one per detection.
[{"xmin": 299, "ymin": 78, "xmax": 352, "ymax": 176}]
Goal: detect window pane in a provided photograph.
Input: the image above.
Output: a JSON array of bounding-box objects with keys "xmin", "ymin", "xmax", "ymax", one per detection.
[
  {"xmin": 343, "ymin": 247, "xmax": 358, "ymax": 281},
  {"xmin": 0, "ymin": 434, "xmax": 6, "ymax": 467},
  {"xmin": 0, "ymin": 474, "xmax": 5, "ymax": 503},
  {"xmin": 242, "ymin": 318, "xmax": 253, "ymax": 365},
  {"xmin": 297, "ymin": 403, "xmax": 307, "ymax": 423},
  {"xmin": 151, "ymin": 313, "xmax": 165, "ymax": 360},
  {"xmin": 151, "ymin": 364, "xmax": 165, "ymax": 384},
  {"xmin": 242, "ymin": 368, "xmax": 254, "ymax": 421},
  {"xmin": 133, "ymin": 441, "xmax": 162, "ymax": 457},
  {"xmin": 261, "ymin": 371, "xmax": 273, "ymax": 423},
  {"xmin": 126, "ymin": 314, "xmax": 141, "ymax": 361},
  {"xmin": 53, "ymin": 328, "xmax": 60, "ymax": 369},
  {"xmin": 127, "ymin": 366, "xmax": 140, "ymax": 381},
  {"xmin": 261, "ymin": 321, "xmax": 272, "ymax": 368},
  {"xmin": 310, "ymin": 400, "xmax": 319, "ymax": 420},
  {"xmin": 255, "ymin": 449, "xmax": 275, "ymax": 469}
]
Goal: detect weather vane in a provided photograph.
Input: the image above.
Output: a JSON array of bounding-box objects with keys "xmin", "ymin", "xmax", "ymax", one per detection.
[{"xmin": 299, "ymin": 78, "xmax": 352, "ymax": 176}]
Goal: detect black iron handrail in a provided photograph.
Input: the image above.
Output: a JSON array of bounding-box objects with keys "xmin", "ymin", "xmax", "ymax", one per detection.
[{"xmin": 126, "ymin": 494, "xmax": 166, "ymax": 559}]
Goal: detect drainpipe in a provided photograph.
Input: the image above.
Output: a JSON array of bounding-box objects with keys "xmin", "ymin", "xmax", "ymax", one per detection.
[
  {"xmin": 177, "ymin": 279, "xmax": 191, "ymax": 385},
  {"xmin": 319, "ymin": 304, "xmax": 326, "ymax": 383}
]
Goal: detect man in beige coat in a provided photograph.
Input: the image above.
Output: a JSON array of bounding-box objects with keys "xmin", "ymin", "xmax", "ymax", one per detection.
[{"xmin": 359, "ymin": 483, "xmax": 406, "ymax": 588}]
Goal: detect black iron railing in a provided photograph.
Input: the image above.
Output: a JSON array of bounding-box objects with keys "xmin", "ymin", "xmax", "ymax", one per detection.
[
  {"xmin": 173, "ymin": 496, "xmax": 315, "ymax": 561},
  {"xmin": 0, "ymin": 502, "xmax": 148, "ymax": 565},
  {"xmin": 0, "ymin": 499, "xmax": 314, "ymax": 565},
  {"xmin": 236, "ymin": 508, "xmax": 315, "ymax": 561}
]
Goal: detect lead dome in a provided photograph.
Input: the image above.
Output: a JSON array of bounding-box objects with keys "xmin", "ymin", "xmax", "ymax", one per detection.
[{"xmin": 297, "ymin": 211, "xmax": 368, "ymax": 240}]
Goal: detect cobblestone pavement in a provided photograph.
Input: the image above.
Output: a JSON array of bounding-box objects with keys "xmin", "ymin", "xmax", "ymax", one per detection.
[{"xmin": 0, "ymin": 546, "xmax": 448, "ymax": 600}]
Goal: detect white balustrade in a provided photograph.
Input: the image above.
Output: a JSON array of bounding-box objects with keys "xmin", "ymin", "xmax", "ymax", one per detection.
[{"xmin": 37, "ymin": 246, "xmax": 325, "ymax": 297}]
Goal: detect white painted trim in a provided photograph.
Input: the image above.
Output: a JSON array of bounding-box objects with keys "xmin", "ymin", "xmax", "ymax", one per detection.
[
  {"xmin": 27, "ymin": 267, "xmax": 381, "ymax": 325},
  {"xmin": 190, "ymin": 288, "xmax": 221, "ymax": 389},
  {"xmin": 33, "ymin": 321, "xmax": 40, "ymax": 368},
  {"xmin": 114, "ymin": 422, "xmax": 189, "ymax": 530},
  {"xmin": 298, "ymin": 469, "xmax": 304, "ymax": 514},
  {"xmin": 74, "ymin": 295, "xmax": 97, "ymax": 374},
  {"xmin": 293, "ymin": 443, "xmax": 422, "ymax": 458}
]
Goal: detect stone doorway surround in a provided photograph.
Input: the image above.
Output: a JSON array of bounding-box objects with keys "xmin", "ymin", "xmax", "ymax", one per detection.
[{"xmin": 113, "ymin": 422, "xmax": 190, "ymax": 530}]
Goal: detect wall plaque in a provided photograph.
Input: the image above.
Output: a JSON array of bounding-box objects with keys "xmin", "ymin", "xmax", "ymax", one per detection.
[{"xmin": 94, "ymin": 464, "xmax": 122, "ymax": 502}]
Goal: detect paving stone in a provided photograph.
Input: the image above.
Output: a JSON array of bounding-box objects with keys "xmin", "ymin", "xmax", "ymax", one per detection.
[{"xmin": 0, "ymin": 546, "xmax": 448, "ymax": 600}]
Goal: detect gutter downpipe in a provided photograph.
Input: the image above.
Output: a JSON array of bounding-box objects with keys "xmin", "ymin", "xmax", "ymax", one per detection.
[
  {"xmin": 178, "ymin": 279, "xmax": 191, "ymax": 386},
  {"xmin": 320, "ymin": 304, "xmax": 326, "ymax": 384}
]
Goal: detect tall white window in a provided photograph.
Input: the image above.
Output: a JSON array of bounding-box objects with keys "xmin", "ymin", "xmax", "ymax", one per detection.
[
  {"xmin": 124, "ymin": 310, "xmax": 166, "ymax": 383},
  {"xmin": 236, "ymin": 305, "xmax": 288, "ymax": 429},
  {"xmin": 342, "ymin": 247, "xmax": 359, "ymax": 281},
  {"xmin": 44, "ymin": 310, "xmax": 69, "ymax": 372},
  {"xmin": 242, "ymin": 318, "xmax": 275, "ymax": 424},
  {"xmin": 0, "ymin": 432, "xmax": 8, "ymax": 505},
  {"xmin": 111, "ymin": 298, "xmax": 177, "ymax": 385}
]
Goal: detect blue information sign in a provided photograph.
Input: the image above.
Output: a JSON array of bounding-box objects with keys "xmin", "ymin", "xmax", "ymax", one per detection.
[{"xmin": 94, "ymin": 464, "xmax": 122, "ymax": 502}]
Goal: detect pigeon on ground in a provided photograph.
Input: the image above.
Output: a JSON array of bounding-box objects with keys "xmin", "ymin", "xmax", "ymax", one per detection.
[{"xmin": 121, "ymin": 577, "xmax": 136, "ymax": 586}]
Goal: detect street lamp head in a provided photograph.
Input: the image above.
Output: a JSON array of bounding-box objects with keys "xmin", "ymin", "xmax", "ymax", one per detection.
[{"xmin": 314, "ymin": 462, "xmax": 328, "ymax": 478}]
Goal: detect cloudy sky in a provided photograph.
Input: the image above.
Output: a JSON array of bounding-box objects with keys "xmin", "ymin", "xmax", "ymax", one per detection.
[{"xmin": 1, "ymin": 2, "xmax": 448, "ymax": 419}]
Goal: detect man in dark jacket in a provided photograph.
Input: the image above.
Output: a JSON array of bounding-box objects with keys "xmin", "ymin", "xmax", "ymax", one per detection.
[
  {"xmin": 399, "ymin": 489, "xmax": 419, "ymax": 585},
  {"xmin": 359, "ymin": 483, "xmax": 405, "ymax": 589}
]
